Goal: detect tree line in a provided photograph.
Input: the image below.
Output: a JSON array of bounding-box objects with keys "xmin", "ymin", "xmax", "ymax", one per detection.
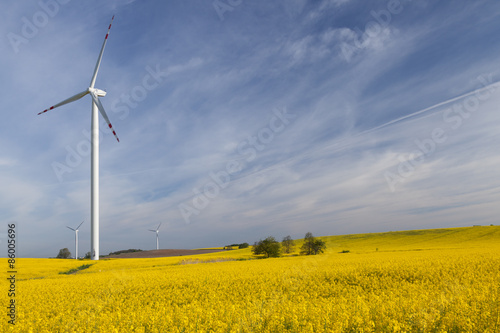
[
  {"xmin": 252, "ymin": 232, "xmax": 326, "ymax": 258},
  {"xmin": 223, "ymin": 243, "xmax": 249, "ymax": 250},
  {"xmin": 56, "ymin": 248, "xmax": 143, "ymax": 259}
]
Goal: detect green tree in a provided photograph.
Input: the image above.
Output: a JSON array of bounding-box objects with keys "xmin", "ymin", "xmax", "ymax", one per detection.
[
  {"xmin": 84, "ymin": 252, "xmax": 91, "ymax": 259},
  {"xmin": 252, "ymin": 236, "xmax": 281, "ymax": 258},
  {"xmin": 282, "ymin": 235, "xmax": 295, "ymax": 254},
  {"xmin": 300, "ymin": 232, "xmax": 315, "ymax": 255},
  {"xmin": 300, "ymin": 232, "xmax": 326, "ymax": 255},
  {"xmin": 312, "ymin": 239, "xmax": 326, "ymax": 255},
  {"xmin": 56, "ymin": 248, "xmax": 72, "ymax": 259}
]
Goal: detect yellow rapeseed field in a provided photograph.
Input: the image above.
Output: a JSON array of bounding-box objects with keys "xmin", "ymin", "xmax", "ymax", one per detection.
[{"xmin": 1, "ymin": 226, "xmax": 499, "ymax": 332}]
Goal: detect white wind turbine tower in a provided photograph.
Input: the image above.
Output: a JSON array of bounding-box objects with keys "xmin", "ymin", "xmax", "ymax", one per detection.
[
  {"xmin": 67, "ymin": 221, "xmax": 84, "ymax": 260},
  {"xmin": 38, "ymin": 16, "xmax": 119, "ymax": 260},
  {"xmin": 149, "ymin": 223, "xmax": 162, "ymax": 250}
]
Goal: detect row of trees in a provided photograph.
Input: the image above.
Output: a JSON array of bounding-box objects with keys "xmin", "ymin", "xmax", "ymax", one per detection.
[
  {"xmin": 57, "ymin": 248, "xmax": 144, "ymax": 259},
  {"xmin": 252, "ymin": 232, "xmax": 326, "ymax": 258},
  {"xmin": 224, "ymin": 243, "xmax": 249, "ymax": 250}
]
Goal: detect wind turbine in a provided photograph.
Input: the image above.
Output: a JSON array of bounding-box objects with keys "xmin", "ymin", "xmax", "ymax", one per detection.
[
  {"xmin": 67, "ymin": 221, "xmax": 84, "ymax": 260},
  {"xmin": 38, "ymin": 16, "xmax": 119, "ymax": 260},
  {"xmin": 149, "ymin": 223, "xmax": 162, "ymax": 250}
]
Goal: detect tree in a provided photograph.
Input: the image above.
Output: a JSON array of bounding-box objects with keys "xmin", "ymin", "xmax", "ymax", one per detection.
[
  {"xmin": 252, "ymin": 236, "xmax": 281, "ymax": 258},
  {"xmin": 312, "ymin": 239, "xmax": 326, "ymax": 255},
  {"xmin": 300, "ymin": 232, "xmax": 315, "ymax": 255},
  {"xmin": 300, "ymin": 232, "xmax": 326, "ymax": 255},
  {"xmin": 56, "ymin": 248, "xmax": 71, "ymax": 259},
  {"xmin": 84, "ymin": 252, "xmax": 91, "ymax": 259},
  {"xmin": 282, "ymin": 235, "xmax": 295, "ymax": 254}
]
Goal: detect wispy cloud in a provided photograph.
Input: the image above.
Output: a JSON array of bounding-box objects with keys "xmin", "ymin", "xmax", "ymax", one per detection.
[{"xmin": 1, "ymin": 0, "xmax": 499, "ymax": 257}]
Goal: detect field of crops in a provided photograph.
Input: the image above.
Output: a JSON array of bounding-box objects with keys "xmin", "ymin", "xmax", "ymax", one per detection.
[{"xmin": 2, "ymin": 226, "xmax": 500, "ymax": 332}]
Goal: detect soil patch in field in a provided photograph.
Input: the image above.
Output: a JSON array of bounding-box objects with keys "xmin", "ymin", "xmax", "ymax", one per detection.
[{"xmin": 105, "ymin": 249, "xmax": 226, "ymax": 259}]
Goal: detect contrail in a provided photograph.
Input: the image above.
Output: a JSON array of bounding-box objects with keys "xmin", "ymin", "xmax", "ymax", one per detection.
[
  {"xmin": 358, "ymin": 79, "xmax": 500, "ymax": 136},
  {"xmin": 227, "ymin": 78, "xmax": 500, "ymax": 183},
  {"xmin": 127, "ymin": 78, "xmax": 500, "ymax": 209}
]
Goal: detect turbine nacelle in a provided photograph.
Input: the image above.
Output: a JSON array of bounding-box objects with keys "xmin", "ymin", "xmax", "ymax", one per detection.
[{"xmin": 89, "ymin": 88, "xmax": 107, "ymax": 97}]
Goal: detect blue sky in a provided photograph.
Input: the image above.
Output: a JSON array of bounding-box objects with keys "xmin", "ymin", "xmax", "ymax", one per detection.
[{"xmin": 1, "ymin": 0, "xmax": 499, "ymax": 258}]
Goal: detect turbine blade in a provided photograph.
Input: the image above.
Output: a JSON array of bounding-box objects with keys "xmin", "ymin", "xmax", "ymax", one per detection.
[
  {"xmin": 90, "ymin": 16, "xmax": 114, "ymax": 88},
  {"xmin": 76, "ymin": 221, "xmax": 84, "ymax": 230},
  {"xmin": 66, "ymin": 226, "xmax": 76, "ymax": 231},
  {"xmin": 38, "ymin": 90, "xmax": 89, "ymax": 115},
  {"xmin": 157, "ymin": 223, "xmax": 162, "ymax": 231},
  {"xmin": 148, "ymin": 229, "xmax": 156, "ymax": 232},
  {"xmin": 90, "ymin": 91, "xmax": 120, "ymax": 142}
]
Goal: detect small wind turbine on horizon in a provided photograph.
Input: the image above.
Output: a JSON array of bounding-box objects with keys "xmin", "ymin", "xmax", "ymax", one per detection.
[
  {"xmin": 38, "ymin": 16, "xmax": 119, "ymax": 260},
  {"xmin": 149, "ymin": 223, "xmax": 162, "ymax": 250},
  {"xmin": 67, "ymin": 221, "xmax": 84, "ymax": 260}
]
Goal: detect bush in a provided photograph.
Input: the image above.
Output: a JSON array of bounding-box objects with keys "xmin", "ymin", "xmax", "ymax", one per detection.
[
  {"xmin": 108, "ymin": 249, "xmax": 142, "ymax": 256},
  {"xmin": 300, "ymin": 232, "xmax": 326, "ymax": 255},
  {"xmin": 59, "ymin": 264, "xmax": 93, "ymax": 275},
  {"xmin": 252, "ymin": 236, "xmax": 281, "ymax": 258},
  {"xmin": 56, "ymin": 248, "xmax": 71, "ymax": 259},
  {"xmin": 227, "ymin": 243, "xmax": 249, "ymax": 249}
]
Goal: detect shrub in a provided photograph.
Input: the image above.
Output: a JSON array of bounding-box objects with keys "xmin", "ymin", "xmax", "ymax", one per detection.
[
  {"xmin": 252, "ymin": 236, "xmax": 282, "ymax": 258},
  {"xmin": 56, "ymin": 248, "xmax": 71, "ymax": 259},
  {"xmin": 300, "ymin": 232, "xmax": 326, "ymax": 255}
]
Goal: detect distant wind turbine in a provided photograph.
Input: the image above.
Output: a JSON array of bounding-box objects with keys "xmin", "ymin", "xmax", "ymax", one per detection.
[
  {"xmin": 38, "ymin": 16, "xmax": 119, "ymax": 260},
  {"xmin": 149, "ymin": 223, "xmax": 162, "ymax": 250},
  {"xmin": 67, "ymin": 221, "xmax": 84, "ymax": 260}
]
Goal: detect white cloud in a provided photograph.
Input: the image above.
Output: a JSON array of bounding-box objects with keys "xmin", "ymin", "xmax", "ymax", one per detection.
[{"xmin": 1, "ymin": 0, "xmax": 500, "ymax": 257}]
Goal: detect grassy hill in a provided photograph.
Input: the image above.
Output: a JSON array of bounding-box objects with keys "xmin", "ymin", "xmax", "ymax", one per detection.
[
  {"xmin": 8, "ymin": 225, "xmax": 500, "ymax": 332},
  {"xmin": 220, "ymin": 225, "xmax": 500, "ymax": 257},
  {"xmin": 317, "ymin": 225, "xmax": 500, "ymax": 253}
]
